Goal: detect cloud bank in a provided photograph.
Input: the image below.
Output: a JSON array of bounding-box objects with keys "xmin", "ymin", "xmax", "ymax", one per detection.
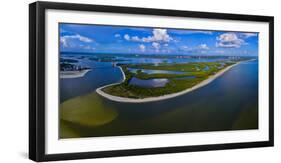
[
  {"xmin": 60, "ymin": 34, "xmax": 93, "ymax": 48},
  {"xmin": 216, "ymin": 33, "xmax": 244, "ymax": 48},
  {"xmin": 124, "ymin": 28, "xmax": 173, "ymax": 43}
]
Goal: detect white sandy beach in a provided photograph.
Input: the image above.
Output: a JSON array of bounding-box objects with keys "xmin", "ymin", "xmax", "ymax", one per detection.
[
  {"xmin": 60, "ymin": 69, "xmax": 91, "ymax": 79},
  {"xmin": 96, "ymin": 59, "xmax": 254, "ymax": 103}
]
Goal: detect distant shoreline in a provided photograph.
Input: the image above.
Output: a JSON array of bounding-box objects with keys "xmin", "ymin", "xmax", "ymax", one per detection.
[
  {"xmin": 60, "ymin": 69, "xmax": 91, "ymax": 79},
  {"xmin": 96, "ymin": 59, "xmax": 255, "ymax": 103}
]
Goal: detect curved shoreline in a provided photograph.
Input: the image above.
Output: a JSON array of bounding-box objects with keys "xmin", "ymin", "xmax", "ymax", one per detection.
[
  {"xmin": 60, "ymin": 69, "xmax": 91, "ymax": 79},
  {"xmin": 96, "ymin": 60, "xmax": 253, "ymax": 103}
]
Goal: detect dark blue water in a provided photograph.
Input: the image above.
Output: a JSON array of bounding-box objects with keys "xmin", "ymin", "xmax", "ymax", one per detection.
[{"xmin": 60, "ymin": 67, "xmax": 123, "ymax": 102}]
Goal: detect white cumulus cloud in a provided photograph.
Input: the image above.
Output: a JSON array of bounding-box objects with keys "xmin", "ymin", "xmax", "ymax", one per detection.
[
  {"xmin": 148, "ymin": 29, "xmax": 172, "ymax": 42},
  {"xmin": 114, "ymin": 34, "xmax": 121, "ymax": 38},
  {"xmin": 216, "ymin": 33, "xmax": 244, "ymax": 48},
  {"xmin": 124, "ymin": 28, "xmax": 173, "ymax": 43},
  {"xmin": 124, "ymin": 34, "xmax": 130, "ymax": 41},
  {"xmin": 152, "ymin": 42, "xmax": 160, "ymax": 52},
  {"xmin": 131, "ymin": 36, "xmax": 142, "ymax": 42},
  {"xmin": 139, "ymin": 44, "xmax": 146, "ymax": 52},
  {"xmin": 60, "ymin": 34, "xmax": 93, "ymax": 47},
  {"xmin": 198, "ymin": 44, "xmax": 209, "ymax": 50},
  {"xmin": 60, "ymin": 37, "xmax": 68, "ymax": 47}
]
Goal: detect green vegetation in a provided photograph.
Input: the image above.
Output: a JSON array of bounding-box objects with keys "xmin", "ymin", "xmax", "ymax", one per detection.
[{"xmin": 102, "ymin": 61, "xmax": 236, "ymax": 98}]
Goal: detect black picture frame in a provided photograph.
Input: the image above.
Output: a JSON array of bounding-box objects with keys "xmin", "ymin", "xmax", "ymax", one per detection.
[{"xmin": 29, "ymin": 1, "xmax": 274, "ymax": 162}]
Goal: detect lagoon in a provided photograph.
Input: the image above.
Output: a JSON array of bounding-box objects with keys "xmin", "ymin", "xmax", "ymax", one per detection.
[
  {"xmin": 127, "ymin": 67, "xmax": 185, "ymax": 75},
  {"xmin": 129, "ymin": 77, "xmax": 169, "ymax": 88}
]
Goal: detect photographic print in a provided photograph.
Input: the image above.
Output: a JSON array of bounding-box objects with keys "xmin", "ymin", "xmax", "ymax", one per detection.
[
  {"xmin": 29, "ymin": 2, "xmax": 273, "ymax": 161},
  {"xmin": 59, "ymin": 23, "xmax": 259, "ymax": 138}
]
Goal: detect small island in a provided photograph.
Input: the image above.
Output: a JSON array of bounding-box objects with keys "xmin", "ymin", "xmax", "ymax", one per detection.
[
  {"xmin": 60, "ymin": 58, "xmax": 91, "ymax": 79},
  {"xmin": 96, "ymin": 59, "xmax": 252, "ymax": 103}
]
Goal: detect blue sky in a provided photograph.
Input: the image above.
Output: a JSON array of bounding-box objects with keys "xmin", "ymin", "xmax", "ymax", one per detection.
[{"xmin": 60, "ymin": 23, "xmax": 258, "ymax": 56}]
